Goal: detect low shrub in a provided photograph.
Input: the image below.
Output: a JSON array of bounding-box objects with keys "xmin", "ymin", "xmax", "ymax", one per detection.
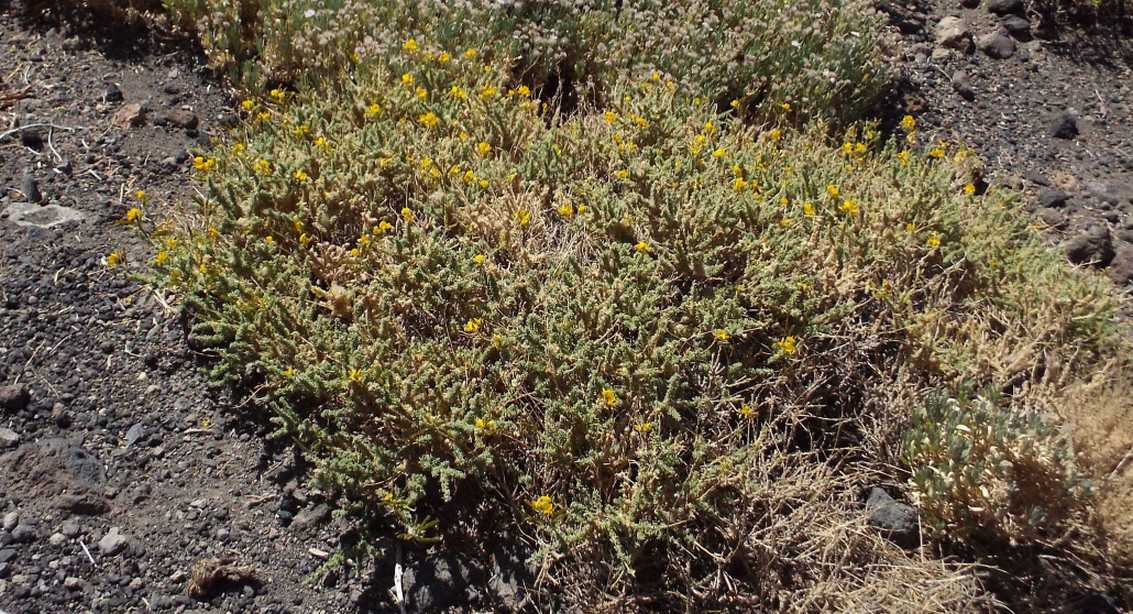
[
  {"xmin": 128, "ymin": 39, "xmax": 1126, "ymax": 608},
  {"xmin": 156, "ymin": 0, "xmax": 890, "ymax": 122},
  {"xmin": 904, "ymin": 388, "xmax": 1092, "ymax": 545}
]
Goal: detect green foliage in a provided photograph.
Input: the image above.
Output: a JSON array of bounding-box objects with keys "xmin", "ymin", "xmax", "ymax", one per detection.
[
  {"xmin": 158, "ymin": 0, "xmax": 890, "ymax": 123},
  {"xmin": 903, "ymin": 388, "xmax": 1092, "ymax": 544},
  {"xmin": 139, "ymin": 38, "xmax": 1124, "ymax": 607}
]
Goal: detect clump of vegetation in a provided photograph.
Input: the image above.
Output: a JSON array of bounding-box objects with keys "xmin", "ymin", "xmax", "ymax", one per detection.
[
  {"xmin": 904, "ymin": 388, "xmax": 1093, "ymax": 544},
  {"xmin": 125, "ymin": 32, "xmax": 1132, "ymax": 607},
  {"xmin": 156, "ymin": 0, "xmax": 890, "ymax": 122}
]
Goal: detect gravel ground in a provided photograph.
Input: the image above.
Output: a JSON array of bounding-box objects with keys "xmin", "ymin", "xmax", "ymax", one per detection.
[{"xmin": 1, "ymin": 0, "xmax": 1131, "ymax": 612}]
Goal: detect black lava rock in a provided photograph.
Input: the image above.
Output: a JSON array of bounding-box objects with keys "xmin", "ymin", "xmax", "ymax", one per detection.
[
  {"xmin": 0, "ymin": 384, "xmax": 30, "ymax": 412},
  {"xmin": 21, "ymin": 172, "xmax": 42, "ymax": 203},
  {"xmin": 103, "ymin": 82, "xmax": 123, "ymax": 103},
  {"xmin": 864, "ymin": 487, "xmax": 920, "ymax": 549},
  {"xmin": 1050, "ymin": 111, "xmax": 1079, "ymax": 140},
  {"xmin": 1037, "ymin": 188, "xmax": 1068, "ymax": 208},
  {"xmin": 987, "ymin": 0, "xmax": 1023, "ymax": 14},
  {"xmin": 1065, "ymin": 226, "xmax": 1115, "ymax": 267}
]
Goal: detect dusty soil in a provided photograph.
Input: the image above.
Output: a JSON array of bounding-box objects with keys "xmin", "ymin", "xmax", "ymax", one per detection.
[
  {"xmin": 0, "ymin": 5, "xmax": 372, "ymax": 613},
  {"xmin": 887, "ymin": 0, "xmax": 1133, "ymax": 289},
  {"xmin": 1, "ymin": 0, "xmax": 1131, "ymax": 613}
]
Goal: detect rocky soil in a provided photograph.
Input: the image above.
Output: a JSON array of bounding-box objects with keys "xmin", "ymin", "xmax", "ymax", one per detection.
[
  {"xmin": 0, "ymin": 6, "xmax": 375, "ymax": 613},
  {"xmin": 1, "ymin": 0, "xmax": 1132, "ymax": 612},
  {"xmin": 886, "ymin": 0, "xmax": 1133, "ymax": 289}
]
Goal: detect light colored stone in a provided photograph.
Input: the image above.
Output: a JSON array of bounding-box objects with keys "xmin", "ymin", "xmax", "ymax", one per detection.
[
  {"xmin": 934, "ymin": 16, "xmax": 972, "ymax": 52},
  {"xmin": 3, "ymin": 202, "xmax": 85, "ymax": 229}
]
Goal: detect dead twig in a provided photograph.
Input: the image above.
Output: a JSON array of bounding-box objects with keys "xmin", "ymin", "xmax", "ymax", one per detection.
[
  {"xmin": 187, "ymin": 558, "xmax": 257, "ymax": 599},
  {"xmin": 0, "ymin": 122, "xmax": 82, "ymax": 142}
]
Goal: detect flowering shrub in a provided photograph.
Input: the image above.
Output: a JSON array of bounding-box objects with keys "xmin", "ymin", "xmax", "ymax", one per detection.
[
  {"xmin": 157, "ymin": 0, "xmax": 889, "ymax": 122},
  {"xmin": 138, "ymin": 35, "xmax": 1127, "ymax": 608}
]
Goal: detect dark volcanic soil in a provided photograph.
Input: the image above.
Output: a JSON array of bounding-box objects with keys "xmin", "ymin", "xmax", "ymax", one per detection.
[
  {"xmin": 889, "ymin": 0, "xmax": 1133, "ymax": 289},
  {"xmin": 1, "ymin": 0, "xmax": 1132, "ymax": 613},
  {"xmin": 0, "ymin": 6, "xmax": 368, "ymax": 614}
]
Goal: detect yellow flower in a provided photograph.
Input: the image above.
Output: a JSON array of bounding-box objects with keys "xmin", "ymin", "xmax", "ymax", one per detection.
[
  {"xmin": 929, "ymin": 147, "xmax": 945, "ymax": 159},
  {"xmin": 713, "ymin": 329, "xmax": 731, "ymax": 342},
  {"xmin": 479, "ymin": 85, "xmax": 498, "ymax": 99},
  {"xmin": 703, "ymin": 120, "xmax": 715, "ymax": 133},
  {"xmin": 232, "ymin": 143, "xmax": 245, "ymax": 154},
  {"xmin": 437, "ymin": 51, "xmax": 450, "ymax": 64},
  {"xmin": 615, "ymin": 169, "xmax": 630, "ymax": 180},
  {"xmin": 264, "ymin": 235, "xmax": 275, "ymax": 246},
  {"xmin": 778, "ymin": 217, "xmax": 793, "ymax": 228},
  {"xmin": 464, "ymin": 318, "xmax": 482, "ymax": 334},
  {"xmin": 740, "ymin": 403, "xmax": 755, "ymax": 418},
  {"xmin": 515, "ymin": 85, "xmax": 531, "ymax": 97},
  {"xmin": 463, "ymin": 169, "xmax": 477, "ymax": 184},
  {"xmin": 376, "ymin": 220, "xmax": 394, "ymax": 234},
  {"xmin": 282, "ymin": 368, "xmax": 296, "ymax": 378},
  {"xmin": 905, "ymin": 222, "xmax": 917, "ymax": 233},
  {"xmin": 240, "ymin": 99, "xmax": 255, "ymax": 111},
  {"xmin": 299, "ymin": 233, "xmax": 312, "ymax": 247},
  {"xmin": 712, "ymin": 147, "xmax": 727, "ymax": 159},
  {"xmin": 347, "ymin": 368, "xmax": 364, "ymax": 383},
  {"xmin": 900, "ymin": 115, "xmax": 916, "ymax": 132},
  {"xmin": 269, "ymin": 88, "xmax": 285, "ymax": 101},
  {"xmin": 634, "ymin": 421, "xmax": 654, "ymax": 434},
  {"xmin": 841, "ymin": 142, "xmax": 853, "ymax": 156},
  {"xmin": 733, "ymin": 177, "xmax": 748, "ymax": 191},
  {"xmin": 402, "ymin": 38, "xmax": 418, "ymax": 52},
  {"xmin": 927, "ymin": 233, "xmax": 942, "ymax": 249},
  {"xmin": 449, "ymin": 85, "xmax": 467, "ymax": 100},
  {"xmin": 530, "ymin": 495, "xmax": 554, "ymax": 516},
  {"xmin": 401, "ymin": 73, "xmax": 414, "ymax": 86},
  {"xmin": 730, "ymin": 98, "xmax": 741, "ymax": 109},
  {"xmin": 769, "ymin": 128, "xmax": 782, "ymax": 141},
  {"xmin": 802, "ymin": 202, "xmax": 815, "ymax": 217},
  {"xmin": 897, "ymin": 150, "xmax": 911, "ymax": 165},
  {"xmin": 634, "ymin": 241, "xmax": 651, "ymax": 254},
  {"xmin": 650, "ymin": 70, "xmax": 661, "ymax": 82},
  {"xmin": 292, "ymin": 124, "xmax": 310, "ymax": 139},
  {"xmin": 775, "ymin": 336, "xmax": 797, "ymax": 355},
  {"xmin": 557, "ymin": 203, "xmax": 574, "ymax": 218},
  {"xmin": 314, "ymin": 136, "xmax": 330, "ymax": 150},
  {"xmin": 514, "ymin": 209, "xmax": 531, "ymax": 227},
  {"xmin": 106, "ymin": 250, "xmax": 123, "ymax": 268},
  {"xmin": 963, "ymin": 183, "xmax": 976, "ymax": 195},
  {"xmin": 474, "ymin": 417, "xmax": 496, "ymax": 431},
  {"xmin": 853, "ymin": 142, "xmax": 867, "ymax": 155},
  {"xmin": 124, "ymin": 207, "xmax": 142, "ymax": 223},
  {"xmin": 292, "ymin": 169, "xmax": 310, "ymax": 184},
  {"xmin": 601, "ymin": 388, "xmax": 619, "ymax": 407},
  {"xmin": 418, "ymin": 112, "xmax": 439, "ymax": 128},
  {"xmin": 781, "ymin": 102, "xmax": 791, "ymax": 112},
  {"xmin": 825, "ymin": 184, "xmax": 840, "ymax": 199},
  {"xmin": 256, "ymin": 111, "xmax": 271, "ymax": 123},
  {"xmin": 365, "ymin": 103, "xmax": 382, "ymax": 117},
  {"xmin": 154, "ymin": 250, "xmax": 168, "ymax": 265},
  {"xmin": 840, "ymin": 199, "xmax": 859, "ymax": 216},
  {"xmin": 252, "ymin": 159, "xmax": 272, "ymax": 175},
  {"xmin": 577, "ymin": 204, "xmax": 588, "ymax": 215},
  {"xmin": 415, "ymin": 86, "xmax": 429, "ymax": 100},
  {"xmin": 207, "ymin": 227, "xmax": 219, "ymax": 239},
  {"xmin": 603, "ymin": 111, "xmax": 618, "ymax": 125},
  {"xmin": 401, "ymin": 207, "xmax": 415, "ymax": 223},
  {"xmin": 476, "ymin": 141, "xmax": 492, "ymax": 157},
  {"xmin": 192, "ymin": 156, "xmax": 216, "ymax": 172},
  {"xmin": 473, "ymin": 254, "xmax": 487, "ymax": 265},
  {"xmin": 463, "ymin": 48, "xmax": 478, "ymax": 59}
]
